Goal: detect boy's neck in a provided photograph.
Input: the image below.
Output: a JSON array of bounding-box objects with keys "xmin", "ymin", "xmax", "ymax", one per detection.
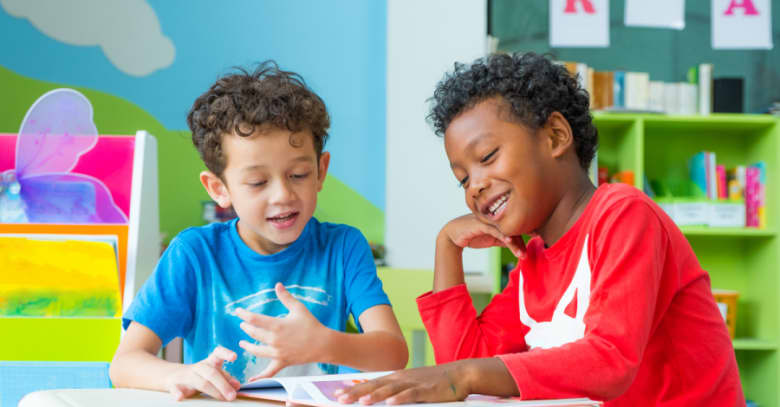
[{"xmin": 535, "ymin": 172, "xmax": 596, "ymax": 248}]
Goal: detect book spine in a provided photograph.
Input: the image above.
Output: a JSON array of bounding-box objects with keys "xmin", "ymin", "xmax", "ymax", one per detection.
[
  {"xmin": 649, "ymin": 81, "xmax": 664, "ymax": 112},
  {"xmin": 716, "ymin": 165, "xmax": 727, "ymax": 199},
  {"xmin": 746, "ymin": 167, "xmax": 759, "ymax": 227},
  {"xmin": 708, "ymin": 151, "xmax": 717, "ymax": 200},
  {"xmin": 613, "ymin": 71, "xmax": 625, "ymax": 108},
  {"xmin": 690, "ymin": 151, "xmax": 708, "ymax": 197},
  {"xmin": 698, "ymin": 63, "xmax": 713, "ymax": 115}
]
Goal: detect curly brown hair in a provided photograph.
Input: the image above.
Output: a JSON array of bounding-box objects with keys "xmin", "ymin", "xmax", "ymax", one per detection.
[
  {"xmin": 187, "ymin": 61, "xmax": 330, "ymax": 177},
  {"xmin": 428, "ymin": 52, "xmax": 597, "ymax": 170}
]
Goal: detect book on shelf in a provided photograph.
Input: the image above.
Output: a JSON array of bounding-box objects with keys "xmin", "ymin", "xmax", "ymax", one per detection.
[
  {"xmin": 592, "ymin": 71, "xmax": 614, "ymax": 110},
  {"xmin": 745, "ymin": 163, "xmax": 766, "ymax": 229},
  {"xmin": 613, "ymin": 71, "xmax": 625, "ymax": 109},
  {"xmin": 655, "ymin": 152, "xmax": 767, "ymax": 228},
  {"xmin": 699, "ymin": 63, "xmax": 713, "ymax": 115},
  {"xmin": 556, "ymin": 61, "xmax": 721, "ymax": 115},
  {"xmin": 625, "ymin": 72, "xmax": 649, "ymax": 110},
  {"xmin": 238, "ymin": 371, "xmax": 602, "ymax": 407}
]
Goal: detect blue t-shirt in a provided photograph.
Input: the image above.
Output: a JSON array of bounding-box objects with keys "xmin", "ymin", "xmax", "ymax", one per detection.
[{"xmin": 123, "ymin": 217, "xmax": 390, "ymax": 382}]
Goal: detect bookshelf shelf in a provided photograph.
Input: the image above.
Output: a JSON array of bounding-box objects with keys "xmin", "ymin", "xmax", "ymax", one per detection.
[
  {"xmin": 680, "ymin": 227, "xmax": 776, "ymax": 237},
  {"xmin": 733, "ymin": 338, "xmax": 777, "ymax": 351}
]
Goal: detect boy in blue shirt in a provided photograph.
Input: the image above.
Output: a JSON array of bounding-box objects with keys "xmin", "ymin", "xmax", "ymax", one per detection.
[{"xmin": 110, "ymin": 62, "xmax": 408, "ymax": 401}]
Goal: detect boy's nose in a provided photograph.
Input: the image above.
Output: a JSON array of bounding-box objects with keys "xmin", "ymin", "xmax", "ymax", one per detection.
[
  {"xmin": 469, "ymin": 176, "xmax": 489, "ymax": 199},
  {"xmin": 270, "ymin": 180, "xmax": 296, "ymax": 203}
]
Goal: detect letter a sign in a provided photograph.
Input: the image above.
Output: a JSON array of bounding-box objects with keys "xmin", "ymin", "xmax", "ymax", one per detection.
[
  {"xmin": 550, "ymin": 0, "xmax": 609, "ymax": 47},
  {"xmin": 712, "ymin": 0, "xmax": 773, "ymax": 49}
]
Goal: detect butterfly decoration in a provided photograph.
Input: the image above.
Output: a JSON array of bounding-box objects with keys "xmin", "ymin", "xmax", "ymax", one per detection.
[{"xmin": 0, "ymin": 89, "xmax": 128, "ymax": 224}]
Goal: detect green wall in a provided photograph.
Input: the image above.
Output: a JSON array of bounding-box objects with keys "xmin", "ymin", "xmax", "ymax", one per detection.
[{"xmin": 490, "ymin": 0, "xmax": 780, "ymax": 113}]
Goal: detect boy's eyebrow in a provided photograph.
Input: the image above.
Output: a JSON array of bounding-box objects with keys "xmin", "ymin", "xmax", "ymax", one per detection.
[
  {"xmin": 450, "ymin": 133, "xmax": 490, "ymax": 168},
  {"xmin": 241, "ymin": 156, "xmax": 314, "ymax": 172}
]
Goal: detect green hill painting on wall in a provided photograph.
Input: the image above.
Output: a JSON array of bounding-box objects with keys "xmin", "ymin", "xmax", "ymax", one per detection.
[{"xmin": 0, "ymin": 65, "xmax": 384, "ymax": 245}]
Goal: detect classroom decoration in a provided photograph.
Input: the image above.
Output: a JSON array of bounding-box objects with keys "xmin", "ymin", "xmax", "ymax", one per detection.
[
  {"xmin": 625, "ymin": 0, "xmax": 685, "ymax": 29},
  {"xmin": 0, "ymin": 89, "xmax": 127, "ymax": 224},
  {"xmin": 549, "ymin": 0, "xmax": 609, "ymax": 48},
  {"xmin": 0, "ymin": 237, "xmax": 121, "ymax": 317},
  {"xmin": 0, "ymin": 87, "xmax": 159, "ymax": 366},
  {"xmin": 712, "ymin": 0, "xmax": 773, "ymax": 49}
]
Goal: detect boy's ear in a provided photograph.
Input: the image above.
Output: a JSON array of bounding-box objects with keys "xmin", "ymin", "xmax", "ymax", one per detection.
[
  {"xmin": 545, "ymin": 111, "xmax": 574, "ymax": 159},
  {"xmin": 200, "ymin": 171, "xmax": 232, "ymax": 208},
  {"xmin": 316, "ymin": 151, "xmax": 331, "ymax": 192}
]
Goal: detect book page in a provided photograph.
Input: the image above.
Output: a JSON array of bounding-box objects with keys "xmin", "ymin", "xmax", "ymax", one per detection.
[
  {"xmin": 239, "ymin": 372, "xmax": 601, "ymax": 407},
  {"xmin": 240, "ymin": 372, "xmax": 391, "ymax": 404}
]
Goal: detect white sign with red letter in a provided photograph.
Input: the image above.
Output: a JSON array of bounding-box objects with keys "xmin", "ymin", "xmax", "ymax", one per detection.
[
  {"xmin": 550, "ymin": 0, "xmax": 609, "ymax": 47},
  {"xmin": 712, "ymin": 0, "xmax": 773, "ymax": 49},
  {"xmin": 625, "ymin": 0, "xmax": 685, "ymax": 30}
]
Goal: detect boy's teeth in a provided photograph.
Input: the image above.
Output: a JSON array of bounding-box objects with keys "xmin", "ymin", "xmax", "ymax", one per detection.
[{"xmin": 489, "ymin": 194, "xmax": 508, "ymax": 215}]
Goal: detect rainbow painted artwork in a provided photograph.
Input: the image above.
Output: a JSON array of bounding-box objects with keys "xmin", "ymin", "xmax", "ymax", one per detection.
[{"xmin": 0, "ymin": 236, "xmax": 121, "ymax": 317}]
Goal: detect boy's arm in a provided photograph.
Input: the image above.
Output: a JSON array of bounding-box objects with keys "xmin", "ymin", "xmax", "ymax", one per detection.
[
  {"xmin": 416, "ymin": 214, "xmax": 528, "ymax": 363},
  {"xmin": 418, "ymin": 271, "xmax": 527, "ymax": 364},
  {"xmin": 110, "ymin": 322, "xmax": 240, "ymax": 401}
]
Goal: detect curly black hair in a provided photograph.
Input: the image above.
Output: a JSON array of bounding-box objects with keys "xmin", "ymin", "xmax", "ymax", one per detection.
[
  {"xmin": 187, "ymin": 61, "xmax": 330, "ymax": 177},
  {"xmin": 428, "ymin": 52, "xmax": 597, "ymax": 170}
]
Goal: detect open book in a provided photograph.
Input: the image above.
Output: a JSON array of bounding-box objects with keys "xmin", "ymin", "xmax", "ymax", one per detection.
[{"xmin": 238, "ymin": 372, "xmax": 601, "ymax": 407}]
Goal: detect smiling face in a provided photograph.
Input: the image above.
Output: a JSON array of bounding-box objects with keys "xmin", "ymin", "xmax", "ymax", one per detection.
[
  {"xmin": 201, "ymin": 127, "xmax": 329, "ymax": 255},
  {"xmin": 445, "ymin": 98, "xmax": 559, "ymax": 237}
]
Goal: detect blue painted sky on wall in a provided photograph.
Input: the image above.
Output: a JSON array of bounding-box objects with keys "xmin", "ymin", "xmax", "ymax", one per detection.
[{"xmin": 0, "ymin": 1, "xmax": 387, "ymax": 210}]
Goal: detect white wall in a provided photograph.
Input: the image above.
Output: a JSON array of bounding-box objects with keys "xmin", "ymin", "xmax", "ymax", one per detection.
[{"xmin": 386, "ymin": 0, "xmax": 493, "ymax": 291}]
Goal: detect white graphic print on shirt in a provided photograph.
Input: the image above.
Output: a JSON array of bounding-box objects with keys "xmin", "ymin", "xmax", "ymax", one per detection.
[
  {"xmin": 517, "ymin": 236, "xmax": 591, "ymax": 350},
  {"xmin": 223, "ymin": 285, "xmax": 333, "ymax": 379}
]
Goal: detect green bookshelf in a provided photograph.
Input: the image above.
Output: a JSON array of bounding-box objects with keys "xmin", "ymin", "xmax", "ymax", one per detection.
[
  {"xmin": 590, "ymin": 113, "xmax": 779, "ymax": 405},
  {"xmin": 489, "ymin": 113, "xmax": 780, "ymax": 405}
]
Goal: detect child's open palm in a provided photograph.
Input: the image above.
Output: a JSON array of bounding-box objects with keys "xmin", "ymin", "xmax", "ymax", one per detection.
[{"xmin": 236, "ymin": 282, "xmax": 327, "ymax": 380}]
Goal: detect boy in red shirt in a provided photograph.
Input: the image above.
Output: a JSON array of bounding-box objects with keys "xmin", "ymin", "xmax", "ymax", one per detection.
[{"xmin": 337, "ymin": 53, "xmax": 744, "ymax": 406}]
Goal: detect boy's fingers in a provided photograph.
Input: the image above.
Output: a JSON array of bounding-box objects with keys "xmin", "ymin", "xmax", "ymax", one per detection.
[
  {"xmin": 169, "ymin": 384, "xmax": 188, "ymax": 401},
  {"xmin": 386, "ymin": 386, "xmax": 432, "ymax": 405},
  {"xmin": 194, "ymin": 365, "xmax": 236, "ymax": 401},
  {"xmin": 227, "ymin": 375, "xmax": 242, "ymax": 389},
  {"xmin": 239, "ymin": 340, "xmax": 278, "ymax": 358},
  {"xmin": 338, "ymin": 379, "xmax": 382, "ymax": 403},
  {"xmin": 508, "ymin": 236, "xmax": 527, "ymax": 258},
  {"xmin": 206, "ymin": 346, "xmax": 237, "ymax": 366},
  {"xmin": 275, "ymin": 282, "xmax": 307, "ymax": 313},
  {"xmin": 358, "ymin": 381, "xmax": 408, "ymax": 405},
  {"xmin": 218, "ymin": 368, "xmax": 241, "ymax": 390},
  {"xmin": 240, "ymin": 321, "xmax": 274, "ymax": 344},
  {"xmin": 476, "ymin": 224, "xmax": 508, "ymax": 243},
  {"xmin": 235, "ymin": 308, "xmax": 279, "ymax": 328}
]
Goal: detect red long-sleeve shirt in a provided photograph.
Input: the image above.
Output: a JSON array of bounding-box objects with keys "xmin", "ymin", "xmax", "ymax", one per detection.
[{"xmin": 418, "ymin": 184, "xmax": 744, "ymax": 406}]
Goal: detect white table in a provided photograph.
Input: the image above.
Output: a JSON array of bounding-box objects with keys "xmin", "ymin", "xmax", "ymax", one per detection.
[{"xmin": 19, "ymin": 389, "xmax": 282, "ymax": 407}]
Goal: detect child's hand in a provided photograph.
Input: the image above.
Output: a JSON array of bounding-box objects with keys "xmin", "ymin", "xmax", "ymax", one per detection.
[
  {"xmin": 334, "ymin": 364, "xmax": 467, "ymax": 405},
  {"xmin": 236, "ymin": 282, "xmax": 327, "ymax": 380},
  {"xmin": 166, "ymin": 346, "xmax": 240, "ymax": 401},
  {"xmin": 442, "ymin": 214, "xmax": 526, "ymax": 258}
]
